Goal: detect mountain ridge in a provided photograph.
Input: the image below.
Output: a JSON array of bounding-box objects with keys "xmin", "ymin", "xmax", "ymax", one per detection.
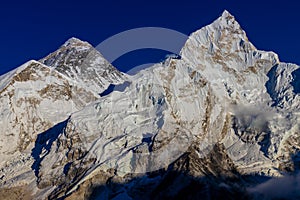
[{"xmin": 0, "ymin": 10, "xmax": 299, "ymax": 200}]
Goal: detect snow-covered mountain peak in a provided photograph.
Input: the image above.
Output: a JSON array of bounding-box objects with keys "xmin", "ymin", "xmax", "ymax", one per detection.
[
  {"xmin": 40, "ymin": 38, "xmax": 126, "ymax": 93},
  {"xmin": 221, "ymin": 10, "xmax": 233, "ymax": 18},
  {"xmin": 219, "ymin": 10, "xmax": 237, "ymax": 23},
  {"xmin": 41, "ymin": 37, "xmax": 93, "ymax": 70},
  {"xmin": 216, "ymin": 10, "xmax": 244, "ymax": 33},
  {"xmin": 62, "ymin": 37, "xmax": 92, "ymax": 49},
  {"xmin": 181, "ymin": 10, "xmax": 254, "ymax": 60},
  {"xmin": 0, "ymin": 11, "xmax": 299, "ymax": 200},
  {"xmin": 180, "ymin": 10, "xmax": 280, "ymax": 97}
]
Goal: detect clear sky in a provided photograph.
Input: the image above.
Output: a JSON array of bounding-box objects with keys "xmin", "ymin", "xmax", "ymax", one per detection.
[{"xmin": 1, "ymin": 0, "xmax": 300, "ymax": 75}]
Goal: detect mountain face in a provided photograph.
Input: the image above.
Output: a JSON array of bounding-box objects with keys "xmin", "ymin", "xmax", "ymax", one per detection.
[
  {"xmin": 0, "ymin": 40, "xmax": 126, "ymax": 199},
  {"xmin": 0, "ymin": 10, "xmax": 299, "ymax": 200},
  {"xmin": 40, "ymin": 37, "xmax": 126, "ymax": 93}
]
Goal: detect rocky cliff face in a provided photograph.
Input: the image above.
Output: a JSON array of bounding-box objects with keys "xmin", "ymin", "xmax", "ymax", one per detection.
[{"xmin": 0, "ymin": 10, "xmax": 299, "ymax": 200}]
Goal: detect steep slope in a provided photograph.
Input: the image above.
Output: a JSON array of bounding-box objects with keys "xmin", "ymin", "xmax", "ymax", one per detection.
[
  {"xmin": 180, "ymin": 10, "xmax": 299, "ymax": 175},
  {"xmin": 40, "ymin": 37, "xmax": 126, "ymax": 93},
  {"xmin": 0, "ymin": 39, "xmax": 126, "ymax": 198},
  {"xmin": 0, "ymin": 60, "xmax": 98, "ymax": 154},
  {"xmin": 31, "ymin": 11, "xmax": 299, "ymax": 199},
  {"xmin": 0, "ymin": 10, "xmax": 299, "ymax": 200},
  {"xmin": 0, "ymin": 60, "xmax": 98, "ymax": 196}
]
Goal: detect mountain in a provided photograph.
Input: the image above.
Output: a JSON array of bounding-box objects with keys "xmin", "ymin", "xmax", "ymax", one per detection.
[
  {"xmin": 40, "ymin": 37, "xmax": 126, "ymax": 93},
  {"xmin": 0, "ymin": 40, "xmax": 126, "ymax": 199},
  {"xmin": 0, "ymin": 10, "xmax": 299, "ymax": 200}
]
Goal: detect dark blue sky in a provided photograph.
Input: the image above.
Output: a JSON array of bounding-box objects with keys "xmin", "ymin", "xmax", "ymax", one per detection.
[{"xmin": 1, "ymin": 0, "xmax": 300, "ymax": 75}]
